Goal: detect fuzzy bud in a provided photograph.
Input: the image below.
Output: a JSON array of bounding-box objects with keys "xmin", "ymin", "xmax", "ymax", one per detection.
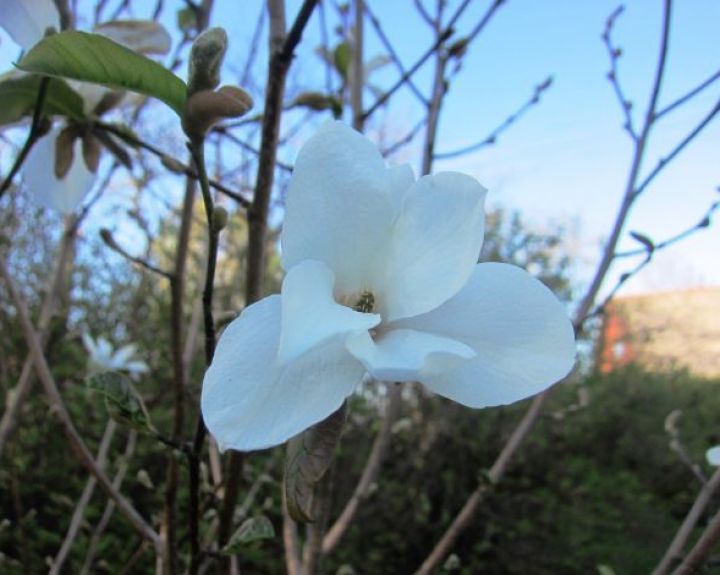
[{"xmin": 187, "ymin": 27, "xmax": 228, "ymax": 96}]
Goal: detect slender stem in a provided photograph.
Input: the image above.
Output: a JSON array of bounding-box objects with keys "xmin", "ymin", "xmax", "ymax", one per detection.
[
  {"xmin": 0, "ymin": 77, "xmax": 50, "ymax": 201},
  {"xmin": 351, "ymin": 0, "xmax": 365, "ymax": 131},
  {"xmin": 656, "ymin": 67, "xmax": 720, "ymax": 119},
  {"xmin": 80, "ymin": 430, "xmax": 138, "ymax": 575},
  {"xmin": 653, "ymin": 466, "xmax": 720, "ymax": 574},
  {"xmin": 188, "ymin": 136, "xmax": 221, "ymax": 575},
  {"xmin": 361, "ymin": 0, "xmax": 473, "ymax": 122},
  {"xmin": 0, "ymin": 259, "xmax": 162, "ymax": 552},
  {"xmin": 50, "ymin": 420, "xmax": 117, "ymax": 575},
  {"xmin": 433, "ymin": 77, "xmax": 552, "ymax": 160},
  {"xmin": 322, "ymin": 384, "xmax": 402, "ymax": 554},
  {"xmin": 671, "ymin": 502, "xmax": 720, "ymax": 574}
]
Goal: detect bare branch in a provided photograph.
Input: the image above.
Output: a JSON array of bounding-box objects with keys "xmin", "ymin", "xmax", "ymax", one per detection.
[
  {"xmin": 434, "ymin": 77, "xmax": 553, "ymax": 159},
  {"xmin": 50, "ymin": 420, "xmax": 118, "ymax": 575},
  {"xmin": 602, "ymin": 5, "xmax": 638, "ymax": 141},
  {"xmin": 322, "ymin": 384, "xmax": 402, "ymax": 554},
  {"xmin": 656, "ymin": 67, "xmax": 720, "ymax": 120},
  {"xmin": 653, "ymin": 467, "xmax": 720, "ymax": 574}
]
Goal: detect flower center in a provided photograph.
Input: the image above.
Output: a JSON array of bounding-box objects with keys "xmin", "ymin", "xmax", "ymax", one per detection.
[{"xmin": 352, "ymin": 290, "xmax": 375, "ymax": 313}]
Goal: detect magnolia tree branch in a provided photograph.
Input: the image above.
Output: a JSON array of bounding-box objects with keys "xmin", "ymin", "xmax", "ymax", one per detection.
[
  {"xmin": 433, "ymin": 77, "xmax": 553, "ymax": 160},
  {"xmin": 96, "ymin": 121, "xmax": 251, "ymax": 207},
  {"xmin": 49, "ymin": 420, "xmax": 118, "ymax": 575},
  {"xmin": 412, "ymin": 2, "xmax": 706, "ymax": 571},
  {"xmin": 80, "ymin": 430, "xmax": 138, "ymax": 575},
  {"xmin": 653, "ymin": 466, "xmax": 720, "ymax": 574},
  {"xmin": 672, "ymin": 503, "xmax": 720, "ymax": 575},
  {"xmin": 218, "ymin": 0, "xmax": 319, "ymax": 552},
  {"xmin": 361, "ymin": 0, "xmax": 473, "ymax": 122},
  {"xmin": 0, "ymin": 259, "xmax": 162, "ymax": 552},
  {"xmin": 351, "ymin": 0, "xmax": 365, "ymax": 131},
  {"xmin": 0, "ymin": 215, "xmax": 79, "ymax": 457}
]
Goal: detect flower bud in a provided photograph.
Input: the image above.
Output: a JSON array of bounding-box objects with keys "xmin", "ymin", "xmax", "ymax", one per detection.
[
  {"xmin": 183, "ymin": 85, "xmax": 254, "ymax": 138},
  {"xmin": 187, "ymin": 27, "xmax": 228, "ymax": 96},
  {"xmin": 211, "ymin": 206, "xmax": 228, "ymax": 232}
]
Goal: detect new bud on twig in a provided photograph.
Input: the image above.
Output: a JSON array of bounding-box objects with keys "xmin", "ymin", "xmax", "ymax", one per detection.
[
  {"xmin": 183, "ymin": 85, "xmax": 254, "ymax": 139},
  {"xmin": 187, "ymin": 27, "xmax": 228, "ymax": 96},
  {"xmin": 211, "ymin": 206, "xmax": 228, "ymax": 233}
]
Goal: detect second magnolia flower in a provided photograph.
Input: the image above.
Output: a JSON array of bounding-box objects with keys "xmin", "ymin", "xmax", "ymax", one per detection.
[{"xmin": 202, "ymin": 121, "xmax": 576, "ymax": 451}]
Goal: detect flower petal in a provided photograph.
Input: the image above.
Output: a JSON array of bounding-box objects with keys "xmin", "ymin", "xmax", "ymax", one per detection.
[
  {"xmin": 123, "ymin": 360, "xmax": 149, "ymax": 374},
  {"xmin": 281, "ymin": 121, "xmax": 396, "ymax": 293},
  {"xmin": 346, "ymin": 328, "xmax": 474, "ymax": 382},
  {"xmin": 22, "ymin": 127, "xmax": 95, "ymax": 214},
  {"xmin": 707, "ymin": 446, "xmax": 720, "ymax": 466},
  {"xmin": 202, "ymin": 295, "xmax": 366, "ymax": 451},
  {"xmin": 387, "ymin": 163, "xmax": 415, "ymax": 213},
  {"xmin": 395, "ymin": 262, "xmax": 576, "ymax": 407},
  {"xmin": 278, "ymin": 260, "xmax": 380, "ymax": 364},
  {"xmin": 112, "ymin": 343, "xmax": 139, "ymax": 367},
  {"xmin": 376, "ymin": 172, "xmax": 487, "ymax": 321},
  {"xmin": 0, "ymin": 0, "xmax": 59, "ymax": 51}
]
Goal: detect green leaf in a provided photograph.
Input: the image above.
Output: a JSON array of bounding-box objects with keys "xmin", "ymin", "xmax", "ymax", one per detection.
[
  {"xmin": 86, "ymin": 371, "xmax": 155, "ymax": 433},
  {"xmin": 221, "ymin": 516, "xmax": 275, "ymax": 554},
  {"xmin": 18, "ymin": 31, "xmax": 187, "ymax": 116},
  {"xmin": 0, "ymin": 75, "xmax": 84, "ymax": 127},
  {"xmin": 284, "ymin": 403, "xmax": 346, "ymax": 523}
]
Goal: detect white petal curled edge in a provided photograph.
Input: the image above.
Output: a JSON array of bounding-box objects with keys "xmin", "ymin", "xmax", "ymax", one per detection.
[
  {"xmin": 22, "ymin": 127, "xmax": 95, "ymax": 214},
  {"xmin": 346, "ymin": 328, "xmax": 475, "ymax": 383},
  {"xmin": 377, "ymin": 172, "xmax": 487, "ymax": 322},
  {"xmin": 278, "ymin": 260, "xmax": 380, "ymax": 364},
  {"xmin": 201, "ymin": 295, "xmax": 366, "ymax": 452},
  {"xmin": 281, "ymin": 121, "xmax": 396, "ymax": 294},
  {"xmin": 707, "ymin": 446, "xmax": 720, "ymax": 466},
  {"xmin": 0, "ymin": 0, "xmax": 59, "ymax": 51},
  {"xmin": 394, "ymin": 263, "xmax": 576, "ymax": 407}
]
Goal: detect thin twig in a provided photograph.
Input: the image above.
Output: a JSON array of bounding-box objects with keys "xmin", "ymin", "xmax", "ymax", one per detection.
[
  {"xmin": 656, "ymin": 67, "xmax": 720, "ymax": 120},
  {"xmin": 434, "ymin": 77, "xmax": 553, "ymax": 160},
  {"xmin": 49, "ymin": 420, "xmax": 118, "ymax": 575},
  {"xmin": 361, "ymin": 0, "xmax": 473, "ymax": 121},
  {"xmin": 364, "ymin": 1, "xmax": 429, "ymax": 107},
  {"xmin": 80, "ymin": 430, "xmax": 138, "ymax": 575},
  {"xmin": 653, "ymin": 467, "xmax": 720, "ymax": 574},
  {"xmin": 96, "ymin": 121, "xmax": 251, "ymax": 207},
  {"xmin": 322, "ymin": 384, "xmax": 402, "ymax": 554},
  {"xmin": 100, "ymin": 228, "xmax": 174, "ymax": 280},
  {"xmin": 671, "ymin": 502, "xmax": 720, "ymax": 574},
  {"xmin": 602, "ymin": 5, "xmax": 638, "ymax": 141}
]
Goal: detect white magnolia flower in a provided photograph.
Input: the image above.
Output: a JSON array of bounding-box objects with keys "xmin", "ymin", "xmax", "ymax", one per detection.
[
  {"xmin": 1, "ymin": 2, "xmax": 171, "ymax": 213},
  {"xmin": 23, "ymin": 125, "xmax": 96, "ymax": 213},
  {"xmin": 83, "ymin": 333, "xmax": 149, "ymax": 376},
  {"xmin": 0, "ymin": 0, "xmax": 59, "ymax": 52},
  {"xmin": 707, "ymin": 446, "xmax": 720, "ymax": 466},
  {"xmin": 202, "ymin": 121, "xmax": 576, "ymax": 452}
]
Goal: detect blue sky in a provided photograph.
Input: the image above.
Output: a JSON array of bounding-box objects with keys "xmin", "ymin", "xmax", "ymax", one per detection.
[{"xmin": 1, "ymin": 0, "xmax": 718, "ymax": 300}]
